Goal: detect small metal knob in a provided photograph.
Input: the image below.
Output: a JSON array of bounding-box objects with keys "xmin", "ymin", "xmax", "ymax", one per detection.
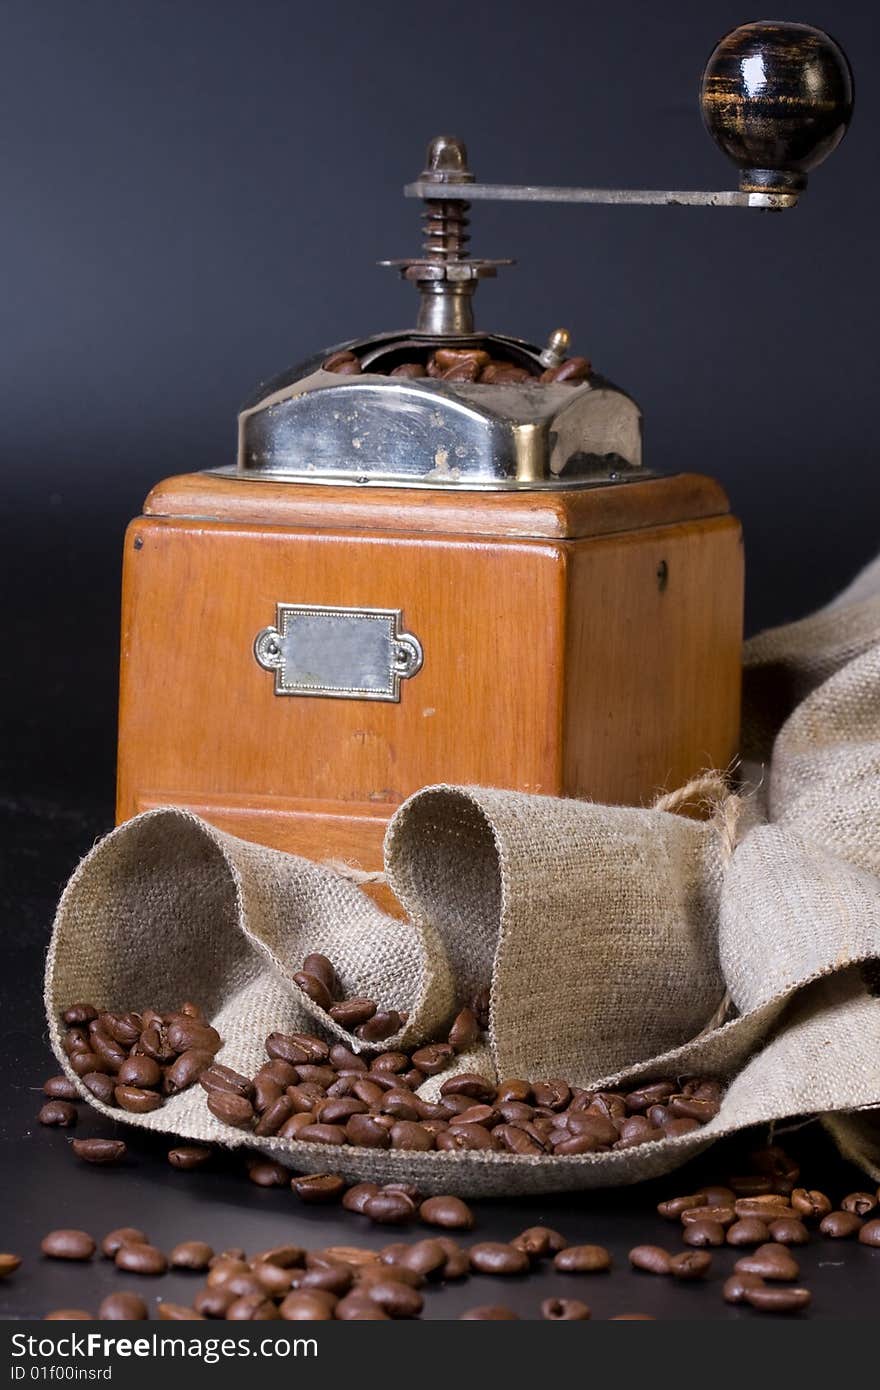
[
  {"xmin": 700, "ymin": 20, "xmax": 853, "ymax": 194},
  {"xmin": 539, "ymin": 328, "xmax": 571, "ymax": 369}
]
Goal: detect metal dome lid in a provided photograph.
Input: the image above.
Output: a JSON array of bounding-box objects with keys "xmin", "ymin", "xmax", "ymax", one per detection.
[{"xmin": 222, "ymin": 139, "xmax": 644, "ymax": 492}]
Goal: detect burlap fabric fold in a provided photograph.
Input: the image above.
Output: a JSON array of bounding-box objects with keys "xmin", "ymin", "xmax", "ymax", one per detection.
[{"xmin": 44, "ymin": 560, "xmax": 880, "ymax": 1194}]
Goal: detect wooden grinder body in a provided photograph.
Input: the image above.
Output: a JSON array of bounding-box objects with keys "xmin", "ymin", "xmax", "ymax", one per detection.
[{"xmin": 117, "ymin": 468, "xmax": 743, "ymax": 877}]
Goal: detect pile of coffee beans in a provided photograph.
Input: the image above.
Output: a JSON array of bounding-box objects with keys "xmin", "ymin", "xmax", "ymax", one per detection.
[
  {"xmin": 51, "ymin": 1001, "xmax": 222, "ymax": 1117},
  {"xmin": 172, "ymin": 954, "xmax": 724, "ymax": 1153},
  {"xmin": 322, "ymin": 346, "xmax": 591, "ymax": 386},
  {"xmin": 650, "ymin": 1144, "xmax": 880, "ymax": 1314},
  {"xmin": 23, "ymin": 1115, "xmax": 880, "ymax": 1318},
  {"xmin": 34, "ymin": 1219, "xmax": 618, "ymax": 1320},
  {"xmin": 294, "ymin": 952, "xmax": 407, "ymax": 1042}
]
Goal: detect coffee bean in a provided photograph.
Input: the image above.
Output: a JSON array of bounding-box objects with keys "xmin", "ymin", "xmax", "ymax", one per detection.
[
  {"xmin": 301, "ymin": 954, "xmax": 337, "ymax": 996},
  {"xmin": 288, "ymin": 1033, "xmax": 332, "ymax": 1063},
  {"xmin": 493, "ymin": 1124, "xmax": 545, "ymax": 1156},
  {"xmin": 253, "ymin": 1263, "xmax": 296, "ymax": 1296},
  {"xmin": 168, "ymin": 1145, "xmax": 212, "ymax": 1170},
  {"xmin": 165, "ymin": 1017, "xmax": 221, "ymax": 1055},
  {"xmin": 735, "ymin": 1243, "xmax": 800, "ymax": 1281},
  {"xmin": 511, "ymin": 1227, "xmax": 568, "ymax": 1260},
  {"xmin": 38, "ymin": 1100, "xmax": 78, "ymax": 1127},
  {"xmin": 194, "ymin": 1287, "xmax": 236, "ymax": 1317},
  {"xmin": 748, "ymin": 1145, "xmax": 800, "ymax": 1183},
  {"xmin": 683, "ymin": 1219, "xmax": 725, "ymax": 1248},
  {"xmin": 419, "ymin": 1196, "xmax": 474, "ymax": 1231},
  {"xmin": 279, "ymin": 1290, "xmax": 337, "ymax": 1320},
  {"xmin": 841, "ymin": 1191, "xmax": 877, "ymax": 1217},
  {"xmin": 295, "ymin": 1064, "xmax": 337, "ymax": 1088},
  {"xmin": 329, "ymin": 999, "xmax": 377, "ymax": 1029},
  {"xmin": 734, "ymin": 1197, "xmax": 797, "ymax": 1221},
  {"xmin": 436, "ymin": 1122, "xmax": 496, "ymax": 1152},
  {"xmin": 300, "ymin": 1123, "xmax": 346, "ymax": 1146},
  {"xmin": 379, "ymin": 1089, "xmax": 420, "ymax": 1121},
  {"xmin": 101, "ymin": 1227, "xmax": 147, "ymax": 1258},
  {"xmin": 439, "ymin": 1072, "xmax": 495, "ymax": 1101},
  {"xmin": 248, "ymin": 1160, "xmax": 289, "ymax": 1188},
  {"xmin": 157, "ymin": 1303, "xmax": 204, "ymax": 1320},
  {"xmin": 115, "ymin": 1243, "xmax": 168, "ymax": 1275},
  {"xmin": 254, "ymin": 1096, "xmax": 295, "ymax": 1137},
  {"xmin": 0, "ymin": 1254, "xmax": 21, "ymax": 1277},
  {"xmin": 554, "ymin": 1244, "xmax": 611, "ymax": 1274},
  {"xmin": 657, "ymin": 1194, "xmax": 704, "ymax": 1220},
  {"xmin": 790, "ymin": 1187, "xmax": 832, "ymax": 1219},
  {"xmin": 726, "ymin": 1218, "xmax": 771, "ymax": 1247},
  {"xmin": 393, "ymin": 1238, "xmax": 446, "ymax": 1277},
  {"xmin": 541, "ymin": 1297, "xmax": 591, "ymax": 1320},
  {"xmin": 767, "ymin": 1217, "xmax": 809, "ymax": 1245},
  {"xmin": 115, "ymin": 1055, "xmax": 160, "ymax": 1089},
  {"xmin": 727, "ymin": 1174, "xmax": 775, "ymax": 1197},
  {"xmin": 62, "ymin": 1003, "xmax": 98, "ymax": 1026},
  {"xmin": 323, "ymin": 350, "xmax": 361, "ymax": 374},
  {"xmin": 858, "ymin": 1219, "xmax": 880, "ymax": 1246},
  {"xmin": 342, "ymin": 1182, "xmax": 380, "ymax": 1213},
  {"xmin": 252, "ymin": 1245, "xmax": 305, "ymax": 1268},
  {"xmin": 819, "ymin": 1210, "xmax": 863, "ymax": 1239},
  {"xmin": 171, "ymin": 1241, "xmax": 214, "ymax": 1270},
  {"xmin": 533, "ymin": 1080, "xmax": 571, "ymax": 1111},
  {"xmin": 410, "ymin": 1043, "xmax": 455, "ymax": 1075},
  {"xmin": 469, "ymin": 1242, "xmax": 529, "ymax": 1276},
  {"xmin": 681, "ymin": 1204, "xmax": 735, "ymax": 1228},
  {"xmin": 164, "ymin": 1049, "xmax": 216, "ymax": 1095},
  {"xmin": 207, "ymin": 1090, "xmax": 255, "ymax": 1129},
  {"xmin": 625, "ymin": 1081, "xmax": 676, "ymax": 1111},
  {"xmin": 356, "ymin": 1011, "xmax": 401, "ymax": 1043},
  {"xmin": 226, "ymin": 1292, "xmax": 281, "ymax": 1320},
  {"xmin": 252, "ymin": 1077, "xmax": 283, "ymax": 1114},
  {"xmin": 115, "ymin": 1084, "xmax": 163, "ymax": 1114},
  {"xmin": 364, "ymin": 1191, "xmax": 416, "ymax": 1225},
  {"xmin": 669, "ymin": 1249, "xmax": 712, "ymax": 1280},
  {"xmin": 390, "ymin": 1120, "xmax": 434, "ymax": 1151},
  {"xmin": 496, "ymin": 1079, "xmax": 531, "ymax": 1103},
  {"xmin": 389, "ymin": 362, "xmax": 426, "ymax": 379},
  {"xmin": 668, "ymin": 1094, "xmax": 719, "ymax": 1123},
  {"xmin": 615, "ymin": 1115, "xmax": 663, "ymax": 1148},
  {"xmin": 279, "ymin": 1113, "xmax": 317, "ymax": 1139},
  {"xmin": 723, "ymin": 1270, "xmax": 765, "ymax": 1303},
  {"xmin": 82, "ymin": 1072, "xmax": 116, "ymax": 1105},
  {"xmin": 99, "ymin": 1292, "xmax": 148, "ymax": 1319},
  {"xmin": 71, "ymin": 1138, "xmax": 127, "ymax": 1165},
  {"xmin": 41, "ymin": 1230, "xmax": 96, "ymax": 1261},
  {"xmin": 290, "ymin": 1173, "xmax": 345, "ymax": 1203},
  {"xmin": 552, "ymin": 355, "xmax": 591, "ymax": 382},
  {"xmin": 70, "ymin": 1051, "xmax": 107, "ymax": 1078},
  {"xmin": 447, "ymin": 1007, "xmax": 480, "ymax": 1050},
  {"xmin": 293, "ymin": 972, "xmax": 333, "ymax": 1012},
  {"xmin": 371, "ymin": 1051, "xmax": 410, "ymax": 1074},
  {"xmin": 43, "ymin": 1075, "xmax": 79, "ymax": 1101},
  {"xmin": 362, "ymin": 1279, "xmax": 423, "ymax": 1318},
  {"xmin": 461, "ymin": 1305, "xmax": 519, "ymax": 1319},
  {"xmin": 199, "ymin": 1064, "xmax": 255, "ymax": 1098},
  {"xmin": 342, "ymin": 1113, "xmax": 388, "ymax": 1148},
  {"xmin": 744, "ymin": 1282, "xmax": 812, "ymax": 1313},
  {"xmin": 629, "ymin": 1245, "xmax": 672, "ymax": 1274}
]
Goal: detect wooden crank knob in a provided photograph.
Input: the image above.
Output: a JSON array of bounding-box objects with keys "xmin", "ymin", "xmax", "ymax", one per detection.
[{"xmin": 700, "ymin": 20, "xmax": 853, "ymax": 194}]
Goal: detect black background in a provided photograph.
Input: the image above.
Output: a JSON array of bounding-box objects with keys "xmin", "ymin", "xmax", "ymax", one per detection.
[{"xmin": 1, "ymin": 1, "xmax": 879, "ymax": 1323}]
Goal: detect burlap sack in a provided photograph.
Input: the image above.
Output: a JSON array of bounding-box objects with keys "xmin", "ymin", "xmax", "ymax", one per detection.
[{"xmin": 44, "ymin": 559, "xmax": 880, "ymax": 1194}]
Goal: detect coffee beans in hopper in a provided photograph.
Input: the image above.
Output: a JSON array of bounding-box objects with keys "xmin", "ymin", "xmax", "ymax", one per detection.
[{"xmin": 323, "ymin": 347, "xmax": 591, "ymax": 386}]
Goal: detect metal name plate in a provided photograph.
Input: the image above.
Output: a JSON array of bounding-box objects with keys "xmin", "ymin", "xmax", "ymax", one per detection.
[{"xmin": 253, "ymin": 604, "xmax": 423, "ymax": 702}]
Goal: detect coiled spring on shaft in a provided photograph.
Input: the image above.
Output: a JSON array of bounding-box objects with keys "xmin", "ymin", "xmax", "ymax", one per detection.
[{"xmin": 422, "ymin": 199, "xmax": 470, "ymax": 261}]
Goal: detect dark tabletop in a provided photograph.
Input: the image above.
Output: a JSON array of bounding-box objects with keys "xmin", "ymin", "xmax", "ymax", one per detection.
[{"xmin": 1, "ymin": 795, "xmax": 878, "ymax": 1322}]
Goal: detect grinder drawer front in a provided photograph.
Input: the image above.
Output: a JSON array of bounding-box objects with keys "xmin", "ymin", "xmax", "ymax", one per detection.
[{"xmin": 117, "ymin": 517, "xmax": 566, "ymax": 834}]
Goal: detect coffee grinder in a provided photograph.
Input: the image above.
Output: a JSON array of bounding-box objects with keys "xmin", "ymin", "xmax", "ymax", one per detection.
[{"xmin": 117, "ymin": 21, "xmax": 853, "ymax": 879}]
